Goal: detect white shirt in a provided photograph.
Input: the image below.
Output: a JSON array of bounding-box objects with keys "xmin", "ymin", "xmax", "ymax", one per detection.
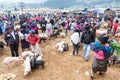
[
  {"xmin": 46, "ymin": 23, "xmax": 52, "ymax": 29},
  {"xmin": 71, "ymin": 22, "xmax": 76, "ymax": 29},
  {"xmin": 71, "ymin": 32, "xmax": 80, "ymax": 45},
  {"xmin": 11, "ymin": 31, "xmax": 16, "ymax": 40}
]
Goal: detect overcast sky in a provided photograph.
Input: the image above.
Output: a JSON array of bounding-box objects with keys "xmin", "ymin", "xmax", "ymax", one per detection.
[{"xmin": 0, "ymin": 0, "xmax": 48, "ymax": 3}]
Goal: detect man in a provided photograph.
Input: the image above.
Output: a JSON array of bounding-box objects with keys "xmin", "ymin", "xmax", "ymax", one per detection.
[
  {"xmin": 4, "ymin": 27, "xmax": 19, "ymax": 57},
  {"xmin": 81, "ymin": 26, "xmax": 95, "ymax": 61},
  {"xmin": 40, "ymin": 18, "xmax": 47, "ymax": 33},
  {"xmin": 27, "ymin": 30, "xmax": 40, "ymax": 52}
]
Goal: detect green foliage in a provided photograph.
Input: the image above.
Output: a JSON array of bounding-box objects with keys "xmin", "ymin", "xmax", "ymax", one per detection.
[{"xmin": 110, "ymin": 42, "xmax": 120, "ymax": 56}]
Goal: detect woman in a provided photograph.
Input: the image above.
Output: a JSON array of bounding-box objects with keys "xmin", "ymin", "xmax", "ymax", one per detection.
[
  {"xmin": 71, "ymin": 29, "xmax": 80, "ymax": 55},
  {"xmin": 90, "ymin": 34, "xmax": 111, "ymax": 79},
  {"xmin": 46, "ymin": 21, "xmax": 52, "ymax": 38},
  {"xmin": 113, "ymin": 20, "xmax": 119, "ymax": 36},
  {"xmin": 65, "ymin": 21, "xmax": 69, "ymax": 36}
]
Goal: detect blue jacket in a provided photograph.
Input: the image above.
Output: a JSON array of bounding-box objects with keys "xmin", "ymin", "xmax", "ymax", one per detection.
[{"xmin": 90, "ymin": 41, "xmax": 111, "ymax": 59}]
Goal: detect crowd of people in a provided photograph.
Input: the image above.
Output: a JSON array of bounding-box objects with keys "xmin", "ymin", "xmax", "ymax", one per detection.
[{"xmin": 0, "ymin": 11, "xmax": 120, "ymax": 79}]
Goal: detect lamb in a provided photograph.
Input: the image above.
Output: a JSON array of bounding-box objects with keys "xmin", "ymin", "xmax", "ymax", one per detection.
[
  {"xmin": 3, "ymin": 56, "xmax": 23, "ymax": 68},
  {"xmin": 23, "ymin": 57, "xmax": 31, "ymax": 76}
]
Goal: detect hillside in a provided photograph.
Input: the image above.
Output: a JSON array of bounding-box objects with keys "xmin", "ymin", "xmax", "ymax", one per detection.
[{"xmin": 0, "ymin": 0, "xmax": 120, "ymax": 9}]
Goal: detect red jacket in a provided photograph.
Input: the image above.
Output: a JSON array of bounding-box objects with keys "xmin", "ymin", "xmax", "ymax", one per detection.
[
  {"xmin": 27, "ymin": 34, "xmax": 40, "ymax": 45},
  {"xmin": 113, "ymin": 22, "xmax": 118, "ymax": 30}
]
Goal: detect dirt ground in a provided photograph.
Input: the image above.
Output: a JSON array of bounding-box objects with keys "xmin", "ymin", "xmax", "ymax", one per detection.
[{"xmin": 0, "ymin": 31, "xmax": 120, "ymax": 80}]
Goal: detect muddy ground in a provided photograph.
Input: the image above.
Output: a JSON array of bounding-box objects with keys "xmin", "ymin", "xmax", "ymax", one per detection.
[{"xmin": 0, "ymin": 30, "xmax": 120, "ymax": 80}]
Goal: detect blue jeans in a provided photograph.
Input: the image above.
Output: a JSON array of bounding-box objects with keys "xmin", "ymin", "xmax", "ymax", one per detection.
[{"xmin": 83, "ymin": 44, "xmax": 91, "ymax": 60}]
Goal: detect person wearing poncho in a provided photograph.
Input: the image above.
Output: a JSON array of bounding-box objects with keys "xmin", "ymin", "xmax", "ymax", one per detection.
[{"xmin": 90, "ymin": 34, "xmax": 111, "ymax": 79}]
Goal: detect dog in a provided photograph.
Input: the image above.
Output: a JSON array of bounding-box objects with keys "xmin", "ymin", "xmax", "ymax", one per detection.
[{"xmin": 3, "ymin": 56, "xmax": 23, "ymax": 68}]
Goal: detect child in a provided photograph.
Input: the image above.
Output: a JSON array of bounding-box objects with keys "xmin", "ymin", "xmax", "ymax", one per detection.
[
  {"xmin": 113, "ymin": 20, "xmax": 119, "ymax": 36},
  {"xmin": 90, "ymin": 34, "xmax": 111, "ymax": 79}
]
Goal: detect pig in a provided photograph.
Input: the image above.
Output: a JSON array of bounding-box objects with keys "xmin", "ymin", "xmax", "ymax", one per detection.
[
  {"xmin": 115, "ymin": 33, "xmax": 120, "ymax": 38},
  {"xmin": 60, "ymin": 32, "xmax": 65, "ymax": 38},
  {"xmin": 58, "ymin": 47, "xmax": 64, "ymax": 53},
  {"xmin": 23, "ymin": 57, "xmax": 31, "ymax": 76},
  {"xmin": 55, "ymin": 42, "xmax": 61, "ymax": 48},
  {"xmin": 96, "ymin": 30, "xmax": 107, "ymax": 36},
  {"xmin": 21, "ymin": 51, "xmax": 34, "ymax": 59},
  {"xmin": 56, "ymin": 41, "xmax": 66, "ymax": 53},
  {"xmin": 39, "ymin": 33, "xmax": 48, "ymax": 42},
  {"xmin": 3, "ymin": 56, "xmax": 23, "ymax": 68}
]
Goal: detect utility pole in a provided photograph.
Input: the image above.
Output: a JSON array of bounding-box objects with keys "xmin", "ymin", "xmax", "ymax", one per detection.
[{"xmin": 19, "ymin": 2, "xmax": 25, "ymax": 14}]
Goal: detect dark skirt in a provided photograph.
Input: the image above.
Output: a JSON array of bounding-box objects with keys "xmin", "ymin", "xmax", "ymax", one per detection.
[
  {"xmin": 92, "ymin": 57, "xmax": 108, "ymax": 73},
  {"xmin": 0, "ymin": 27, "xmax": 2, "ymax": 35},
  {"xmin": 21, "ymin": 39, "xmax": 30, "ymax": 49}
]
